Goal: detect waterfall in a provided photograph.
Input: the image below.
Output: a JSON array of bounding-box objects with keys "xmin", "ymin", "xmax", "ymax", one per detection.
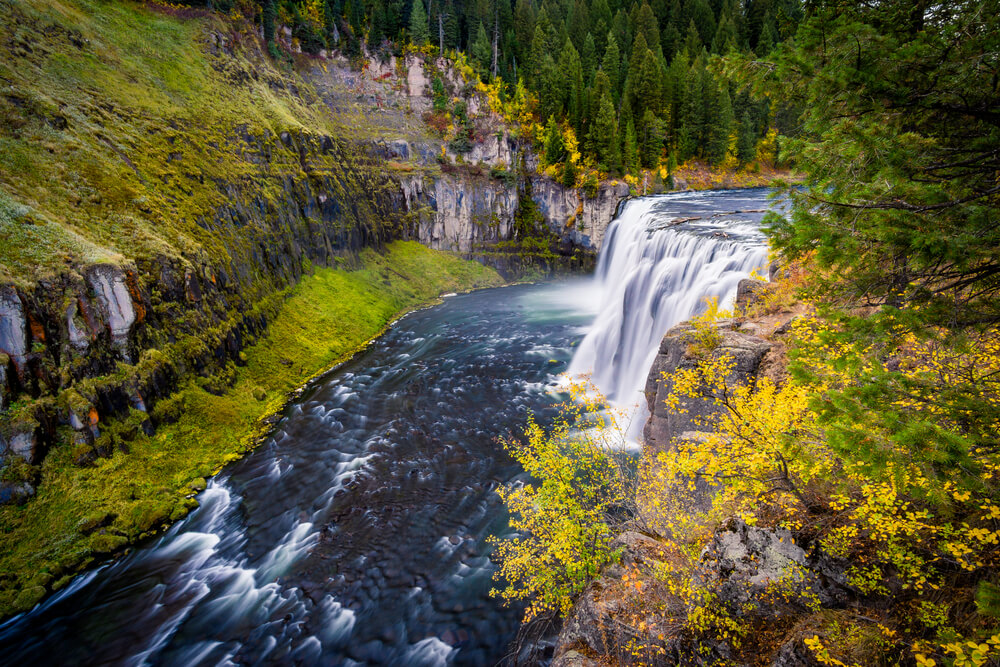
[{"xmin": 567, "ymin": 191, "xmax": 770, "ymax": 414}]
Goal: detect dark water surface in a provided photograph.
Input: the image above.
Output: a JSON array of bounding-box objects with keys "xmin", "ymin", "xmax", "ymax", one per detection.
[{"xmin": 0, "ymin": 283, "xmax": 598, "ymax": 666}]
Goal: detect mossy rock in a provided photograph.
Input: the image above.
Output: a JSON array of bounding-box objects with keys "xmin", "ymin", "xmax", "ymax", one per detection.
[
  {"xmin": 13, "ymin": 585, "xmax": 45, "ymax": 610},
  {"xmin": 252, "ymin": 386, "xmax": 266, "ymax": 401},
  {"xmin": 89, "ymin": 533, "xmax": 128, "ymax": 554},
  {"xmin": 30, "ymin": 572, "xmax": 53, "ymax": 588},
  {"xmin": 124, "ymin": 500, "xmax": 172, "ymax": 536},
  {"xmin": 76, "ymin": 511, "xmax": 115, "ymax": 535},
  {"xmin": 187, "ymin": 477, "xmax": 207, "ymax": 493},
  {"xmin": 150, "ymin": 392, "xmax": 185, "ymax": 424},
  {"xmin": 169, "ymin": 497, "xmax": 198, "ymax": 522}
]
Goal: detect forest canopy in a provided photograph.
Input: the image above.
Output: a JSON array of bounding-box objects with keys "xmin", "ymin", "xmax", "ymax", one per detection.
[{"xmin": 181, "ymin": 0, "xmax": 803, "ymax": 178}]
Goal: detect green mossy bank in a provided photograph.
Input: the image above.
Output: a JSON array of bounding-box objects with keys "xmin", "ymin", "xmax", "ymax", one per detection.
[{"xmin": 0, "ymin": 241, "xmax": 502, "ymax": 616}]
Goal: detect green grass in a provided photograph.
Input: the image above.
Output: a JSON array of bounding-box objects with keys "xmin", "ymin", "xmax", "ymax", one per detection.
[
  {"xmin": 0, "ymin": 241, "xmax": 503, "ymax": 615},
  {"xmin": 0, "ymin": 0, "xmax": 366, "ymax": 285}
]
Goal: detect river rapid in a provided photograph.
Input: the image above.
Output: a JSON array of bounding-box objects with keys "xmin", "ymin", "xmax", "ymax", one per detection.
[{"xmin": 0, "ymin": 188, "xmax": 773, "ymax": 666}]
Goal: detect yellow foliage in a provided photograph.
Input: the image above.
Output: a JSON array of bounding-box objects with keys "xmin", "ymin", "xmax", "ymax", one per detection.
[
  {"xmin": 640, "ymin": 310, "xmax": 1000, "ymax": 661},
  {"xmin": 489, "ymin": 380, "xmax": 634, "ymax": 621}
]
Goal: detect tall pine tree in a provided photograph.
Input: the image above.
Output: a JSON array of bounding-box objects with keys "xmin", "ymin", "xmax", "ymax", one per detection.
[{"xmin": 410, "ymin": 0, "xmax": 430, "ymax": 45}]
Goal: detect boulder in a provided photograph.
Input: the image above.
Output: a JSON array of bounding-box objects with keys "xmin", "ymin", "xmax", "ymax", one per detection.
[
  {"xmin": 695, "ymin": 519, "xmax": 849, "ymax": 620},
  {"xmin": 0, "ymin": 481, "xmax": 34, "ymax": 505},
  {"xmin": 643, "ymin": 323, "xmax": 772, "ymax": 453},
  {"xmin": 735, "ymin": 278, "xmax": 776, "ymax": 314}
]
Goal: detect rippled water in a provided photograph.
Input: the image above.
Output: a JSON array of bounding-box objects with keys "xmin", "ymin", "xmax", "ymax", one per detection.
[
  {"xmin": 0, "ymin": 189, "xmax": 774, "ymax": 666},
  {"xmin": 0, "ymin": 283, "xmax": 598, "ymax": 666}
]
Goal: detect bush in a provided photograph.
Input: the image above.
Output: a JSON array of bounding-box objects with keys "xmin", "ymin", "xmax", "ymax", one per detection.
[{"xmin": 490, "ymin": 381, "xmax": 634, "ymax": 621}]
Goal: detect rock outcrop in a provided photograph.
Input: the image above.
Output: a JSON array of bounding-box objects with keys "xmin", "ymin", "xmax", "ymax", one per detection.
[
  {"xmin": 0, "ymin": 129, "xmax": 405, "ymax": 501},
  {"xmin": 697, "ymin": 519, "xmax": 849, "ymax": 619},
  {"xmin": 307, "ymin": 52, "xmax": 631, "ymax": 275},
  {"xmin": 643, "ymin": 321, "xmax": 773, "ymax": 453},
  {"xmin": 532, "ymin": 176, "xmax": 629, "ymax": 250}
]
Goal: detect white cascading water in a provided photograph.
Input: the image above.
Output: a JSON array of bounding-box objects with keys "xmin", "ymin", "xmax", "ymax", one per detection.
[{"xmin": 568, "ymin": 192, "xmax": 770, "ymax": 418}]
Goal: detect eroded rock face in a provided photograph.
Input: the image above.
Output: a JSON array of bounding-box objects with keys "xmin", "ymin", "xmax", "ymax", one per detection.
[
  {"xmin": 532, "ymin": 177, "xmax": 629, "ymax": 250},
  {"xmin": 0, "ymin": 287, "xmax": 28, "ymax": 375},
  {"xmin": 419, "ymin": 173, "xmax": 518, "ymax": 252},
  {"xmin": 86, "ymin": 265, "xmax": 137, "ymax": 350},
  {"xmin": 643, "ymin": 322, "xmax": 773, "ymax": 453},
  {"xmin": 0, "ymin": 357, "xmax": 7, "ymax": 411},
  {"xmin": 696, "ymin": 519, "xmax": 849, "ymax": 620}
]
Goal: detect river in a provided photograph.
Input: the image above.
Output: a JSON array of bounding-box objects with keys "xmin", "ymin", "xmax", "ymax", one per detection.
[{"xmin": 0, "ymin": 188, "xmax": 772, "ymax": 666}]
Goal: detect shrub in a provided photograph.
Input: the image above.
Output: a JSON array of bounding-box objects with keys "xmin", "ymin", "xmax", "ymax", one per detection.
[{"xmin": 490, "ymin": 381, "xmax": 634, "ymax": 621}]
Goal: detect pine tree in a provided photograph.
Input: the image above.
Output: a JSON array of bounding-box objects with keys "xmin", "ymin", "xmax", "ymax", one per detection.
[
  {"xmin": 736, "ymin": 109, "xmax": 757, "ymax": 164},
  {"xmin": 711, "ymin": 10, "xmax": 737, "ymax": 54},
  {"xmin": 323, "ymin": 0, "xmax": 339, "ymax": 45},
  {"xmin": 369, "ymin": 0, "xmax": 389, "ymax": 45},
  {"xmin": 590, "ymin": 0, "xmax": 612, "ymax": 54},
  {"xmin": 601, "ymin": 32, "xmax": 621, "ymax": 105},
  {"xmin": 589, "ymin": 90, "xmax": 619, "ymax": 172},
  {"xmin": 568, "ymin": 0, "xmax": 590, "ymax": 52},
  {"xmin": 660, "ymin": 21, "xmax": 680, "ymax": 60},
  {"xmin": 582, "ymin": 33, "xmax": 597, "ymax": 84},
  {"xmin": 687, "ymin": 0, "xmax": 716, "ymax": 45},
  {"xmin": 529, "ymin": 24, "xmax": 548, "ymax": 86},
  {"xmin": 664, "ymin": 48, "xmax": 687, "ymax": 142},
  {"xmin": 536, "ymin": 54, "xmax": 561, "ymax": 119},
  {"xmin": 513, "ymin": 0, "xmax": 536, "ymax": 65},
  {"xmin": 556, "ymin": 38, "xmax": 584, "ymax": 133},
  {"xmin": 756, "ymin": 18, "xmax": 776, "ymax": 55},
  {"xmin": 683, "ymin": 19, "xmax": 702, "ymax": 56},
  {"xmin": 263, "ymin": 0, "xmax": 277, "ymax": 47},
  {"xmin": 472, "ymin": 21, "xmax": 491, "ymax": 70},
  {"xmin": 544, "ymin": 116, "xmax": 565, "ymax": 164},
  {"xmin": 635, "ymin": 3, "xmax": 660, "ymax": 53},
  {"xmin": 640, "ymin": 109, "xmax": 663, "ymax": 168},
  {"xmin": 409, "ymin": 0, "xmax": 430, "ymax": 45},
  {"xmin": 623, "ymin": 118, "xmax": 640, "ymax": 175},
  {"xmin": 589, "ymin": 69, "xmax": 612, "ymax": 149},
  {"xmin": 678, "ymin": 55, "xmax": 705, "ymax": 160},
  {"xmin": 706, "ymin": 84, "xmax": 734, "ymax": 165},
  {"xmin": 634, "ymin": 46, "xmax": 662, "ymax": 120},
  {"xmin": 562, "ymin": 157, "xmax": 578, "ymax": 187}
]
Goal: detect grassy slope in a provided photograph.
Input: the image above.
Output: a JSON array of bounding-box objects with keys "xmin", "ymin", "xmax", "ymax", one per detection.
[
  {"xmin": 0, "ymin": 241, "xmax": 503, "ymax": 613},
  {"xmin": 0, "ymin": 0, "xmax": 357, "ymax": 286}
]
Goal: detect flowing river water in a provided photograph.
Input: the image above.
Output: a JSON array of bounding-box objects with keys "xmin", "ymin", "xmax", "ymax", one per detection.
[{"xmin": 0, "ymin": 189, "xmax": 772, "ymax": 666}]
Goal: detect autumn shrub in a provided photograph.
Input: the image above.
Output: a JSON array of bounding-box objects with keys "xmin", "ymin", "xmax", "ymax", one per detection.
[
  {"xmin": 686, "ymin": 296, "xmax": 731, "ymax": 356},
  {"xmin": 490, "ymin": 381, "xmax": 635, "ymax": 621}
]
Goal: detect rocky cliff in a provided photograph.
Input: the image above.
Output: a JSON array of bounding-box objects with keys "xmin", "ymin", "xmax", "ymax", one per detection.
[
  {"xmin": 305, "ymin": 50, "xmax": 630, "ymax": 275},
  {"xmin": 0, "ymin": 0, "xmax": 629, "ymax": 616}
]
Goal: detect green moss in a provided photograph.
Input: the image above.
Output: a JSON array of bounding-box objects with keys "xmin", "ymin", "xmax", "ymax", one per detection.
[
  {"xmin": 75, "ymin": 511, "xmax": 113, "ymax": 535},
  {"xmin": 13, "ymin": 586, "xmax": 45, "ymax": 610},
  {"xmin": 89, "ymin": 534, "xmax": 128, "ymax": 555},
  {"xmin": 0, "ymin": 241, "xmax": 502, "ymax": 617}
]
